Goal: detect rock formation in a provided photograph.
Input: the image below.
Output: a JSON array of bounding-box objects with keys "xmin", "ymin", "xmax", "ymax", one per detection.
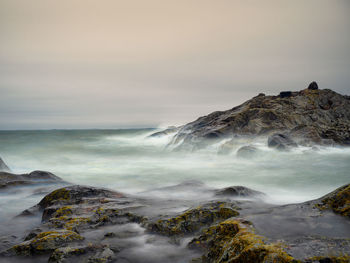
[{"xmin": 169, "ymin": 82, "xmax": 350, "ymax": 150}]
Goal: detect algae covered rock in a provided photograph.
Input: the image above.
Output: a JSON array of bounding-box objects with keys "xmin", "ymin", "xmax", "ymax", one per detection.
[
  {"xmin": 315, "ymin": 184, "xmax": 350, "ymax": 218},
  {"xmin": 38, "ymin": 185, "xmax": 125, "ymax": 209},
  {"xmin": 148, "ymin": 202, "xmax": 239, "ymax": 236},
  {"xmin": 189, "ymin": 219, "xmax": 297, "ymax": 263},
  {"xmin": 6, "ymin": 230, "xmax": 84, "ymax": 256}
]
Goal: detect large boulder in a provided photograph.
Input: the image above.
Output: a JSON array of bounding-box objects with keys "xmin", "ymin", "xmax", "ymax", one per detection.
[
  {"xmin": 169, "ymin": 83, "xmax": 350, "ymax": 150},
  {"xmin": 268, "ymin": 133, "xmax": 298, "ymax": 150},
  {"xmin": 0, "ymin": 158, "xmax": 10, "ymax": 172}
]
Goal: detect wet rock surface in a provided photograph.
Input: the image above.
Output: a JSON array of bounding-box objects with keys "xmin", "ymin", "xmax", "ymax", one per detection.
[
  {"xmin": 170, "ymin": 84, "xmax": 350, "ymax": 150},
  {"xmin": 0, "ymin": 182, "xmax": 349, "ymax": 262}
]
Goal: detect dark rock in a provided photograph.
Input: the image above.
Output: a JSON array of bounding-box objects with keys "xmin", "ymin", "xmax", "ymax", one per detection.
[
  {"xmin": 215, "ymin": 186, "xmax": 264, "ymax": 198},
  {"xmin": 169, "ymin": 84, "xmax": 350, "ymax": 150},
  {"xmin": 308, "ymin": 81, "xmax": 319, "ymax": 90},
  {"xmin": 268, "ymin": 133, "xmax": 298, "ymax": 150},
  {"xmin": 0, "ymin": 158, "xmax": 10, "ymax": 172},
  {"xmin": 236, "ymin": 145, "xmax": 261, "ymax": 158},
  {"xmin": 280, "ymin": 91, "xmax": 292, "ymax": 98}
]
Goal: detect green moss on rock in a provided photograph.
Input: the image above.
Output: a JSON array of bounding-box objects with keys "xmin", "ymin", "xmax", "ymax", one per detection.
[
  {"xmin": 189, "ymin": 219, "xmax": 298, "ymax": 263},
  {"xmin": 316, "ymin": 184, "xmax": 350, "ymax": 218},
  {"xmin": 149, "ymin": 202, "xmax": 239, "ymax": 236},
  {"xmin": 8, "ymin": 230, "xmax": 84, "ymax": 256}
]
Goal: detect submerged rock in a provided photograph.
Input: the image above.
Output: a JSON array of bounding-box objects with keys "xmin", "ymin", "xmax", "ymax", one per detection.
[
  {"xmin": 169, "ymin": 83, "xmax": 350, "ymax": 150},
  {"xmin": 236, "ymin": 145, "xmax": 261, "ymax": 158},
  {"xmin": 215, "ymin": 186, "xmax": 264, "ymax": 198},
  {"xmin": 0, "ymin": 158, "xmax": 10, "ymax": 172},
  {"xmin": 268, "ymin": 133, "xmax": 298, "ymax": 150}
]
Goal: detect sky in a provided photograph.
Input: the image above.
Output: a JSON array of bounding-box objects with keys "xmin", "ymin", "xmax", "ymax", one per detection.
[{"xmin": 1, "ymin": 0, "xmax": 350, "ymax": 129}]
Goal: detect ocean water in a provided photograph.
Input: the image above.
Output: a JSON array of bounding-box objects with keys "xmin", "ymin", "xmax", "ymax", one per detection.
[{"xmin": 0, "ymin": 128, "xmax": 350, "ymax": 211}]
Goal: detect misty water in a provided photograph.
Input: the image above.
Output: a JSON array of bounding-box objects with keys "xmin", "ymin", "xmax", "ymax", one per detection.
[
  {"xmin": 1, "ymin": 129, "xmax": 350, "ymax": 216},
  {"xmin": 1, "ymin": 129, "xmax": 350, "ymax": 262}
]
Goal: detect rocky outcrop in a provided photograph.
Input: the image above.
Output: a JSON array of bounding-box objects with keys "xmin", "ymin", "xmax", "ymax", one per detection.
[
  {"xmin": 170, "ymin": 83, "xmax": 350, "ymax": 150},
  {"xmin": 0, "ymin": 170, "xmax": 64, "ymax": 189},
  {"xmin": 0, "ymin": 157, "xmax": 10, "ymax": 172}
]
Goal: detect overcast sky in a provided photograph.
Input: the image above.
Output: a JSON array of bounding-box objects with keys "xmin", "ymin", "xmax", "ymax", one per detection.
[{"xmin": 1, "ymin": 0, "xmax": 349, "ymax": 129}]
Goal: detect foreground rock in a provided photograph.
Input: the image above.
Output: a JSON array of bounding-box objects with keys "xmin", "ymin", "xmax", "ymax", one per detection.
[
  {"xmin": 0, "ymin": 157, "xmax": 10, "ymax": 172},
  {"xmin": 0, "ymin": 170, "xmax": 64, "ymax": 189},
  {"xmin": 1, "ymin": 183, "xmax": 350, "ymax": 263},
  {"xmin": 188, "ymin": 219, "xmax": 296, "ymax": 263},
  {"xmin": 170, "ymin": 82, "xmax": 350, "ymax": 150}
]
